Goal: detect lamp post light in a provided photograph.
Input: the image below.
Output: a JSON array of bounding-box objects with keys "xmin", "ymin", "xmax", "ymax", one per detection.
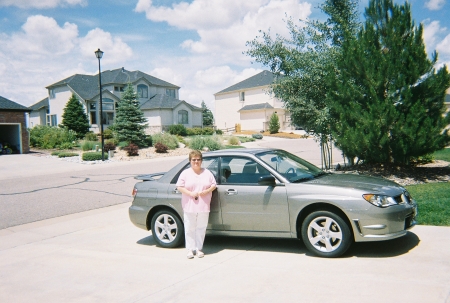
[{"xmin": 94, "ymin": 48, "xmax": 104, "ymax": 161}]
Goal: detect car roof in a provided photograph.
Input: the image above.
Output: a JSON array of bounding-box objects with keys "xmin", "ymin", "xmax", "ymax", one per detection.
[{"xmin": 203, "ymin": 148, "xmax": 276, "ymax": 157}]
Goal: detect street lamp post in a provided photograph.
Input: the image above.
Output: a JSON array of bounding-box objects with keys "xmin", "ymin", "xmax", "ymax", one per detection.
[{"xmin": 94, "ymin": 48, "xmax": 104, "ymax": 161}]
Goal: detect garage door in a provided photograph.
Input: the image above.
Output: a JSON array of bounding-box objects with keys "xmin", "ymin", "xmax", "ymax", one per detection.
[{"xmin": 0, "ymin": 123, "xmax": 22, "ymax": 154}]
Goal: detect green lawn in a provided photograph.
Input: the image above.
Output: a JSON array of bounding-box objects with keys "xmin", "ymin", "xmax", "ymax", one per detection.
[
  {"xmin": 405, "ymin": 182, "xmax": 450, "ymax": 226},
  {"xmin": 434, "ymin": 148, "xmax": 450, "ymax": 162}
]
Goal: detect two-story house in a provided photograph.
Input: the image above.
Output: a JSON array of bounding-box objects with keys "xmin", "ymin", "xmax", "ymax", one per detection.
[
  {"xmin": 29, "ymin": 68, "xmax": 202, "ymax": 134},
  {"xmin": 214, "ymin": 70, "xmax": 292, "ymax": 132}
]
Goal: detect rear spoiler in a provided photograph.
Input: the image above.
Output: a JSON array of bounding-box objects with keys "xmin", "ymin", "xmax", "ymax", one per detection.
[{"xmin": 134, "ymin": 172, "xmax": 166, "ymax": 181}]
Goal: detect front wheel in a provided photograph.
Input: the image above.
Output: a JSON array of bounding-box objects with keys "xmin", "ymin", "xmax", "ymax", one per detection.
[
  {"xmin": 301, "ymin": 211, "xmax": 352, "ymax": 258},
  {"xmin": 151, "ymin": 210, "xmax": 184, "ymax": 248}
]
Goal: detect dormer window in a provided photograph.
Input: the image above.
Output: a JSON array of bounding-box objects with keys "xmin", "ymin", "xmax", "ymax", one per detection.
[
  {"xmin": 239, "ymin": 91, "xmax": 245, "ymax": 102},
  {"xmin": 166, "ymin": 88, "xmax": 176, "ymax": 98},
  {"xmin": 137, "ymin": 84, "xmax": 148, "ymax": 98}
]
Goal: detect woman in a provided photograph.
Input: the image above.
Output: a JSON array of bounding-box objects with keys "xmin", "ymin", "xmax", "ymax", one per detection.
[{"xmin": 176, "ymin": 150, "xmax": 217, "ymax": 259}]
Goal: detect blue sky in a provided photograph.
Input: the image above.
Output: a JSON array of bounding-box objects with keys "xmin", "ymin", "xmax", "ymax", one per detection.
[{"xmin": 0, "ymin": 0, "xmax": 449, "ymax": 111}]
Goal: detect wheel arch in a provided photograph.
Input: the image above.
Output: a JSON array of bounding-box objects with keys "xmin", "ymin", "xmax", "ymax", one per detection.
[
  {"xmin": 146, "ymin": 205, "xmax": 183, "ymax": 230},
  {"xmin": 295, "ymin": 203, "xmax": 354, "ymax": 240}
]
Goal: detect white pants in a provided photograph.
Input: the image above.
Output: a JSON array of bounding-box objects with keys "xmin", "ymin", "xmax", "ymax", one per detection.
[{"xmin": 184, "ymin": 212, "xmax": 209, "ymax": 251}]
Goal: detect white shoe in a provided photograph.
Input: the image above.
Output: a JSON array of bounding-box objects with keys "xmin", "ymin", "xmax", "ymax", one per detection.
[
  {"xmin": 187, "ymin": 250, "xmax": 194, "ymax": 259},
  {"xmin": 196, "ymin": 250, "xmax": 204, "ymax": 258}
]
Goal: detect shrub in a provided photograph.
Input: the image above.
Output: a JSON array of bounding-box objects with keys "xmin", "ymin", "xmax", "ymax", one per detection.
[
  {"xmin": 118, "ymin": 141, "xmax": 128, "ymax": 149},
  {"xmin": 58, "ymin": 152, "xmax": 79, "ymax": 158},
  {"xmin": 124, "ymin": 143, "xmax": 139, "ymax": 156},
  {"xmin": 51, "ymin": 151, "xmax": 61, "ymax": 156},
  {"xmin": 152, "ymin": 133, "xmax": 179, "ymax": 150},
  {"xmin": 252, "ymin": 133, "xmax": 263, "ymax": 139},
  {"xmin": 84, "ymin": 132, "xmax": 98, "ymax": 141},
  {"xmin": 154, "ymin": 142, "xmax": 168, "ymax": 153},
  {"xmin": 82, "ymin": 152, "xmax": 108, "ymax": 161},
  {"xmin": 237, "ymin": 136, "xmax": 255, "ymax": 143},
  {"xmin": 81, "ymin": 141, "xmax": 98, "ymax": 151},
  {"xmin": 215, "ymin": 129, "xmax": 223, "ymax": 135},
  {"xmin": 29, "ymin": 125, "xmax": 78, "ymax": 149},
  {"xmin": 228, "ymin": 136, "xmax": 240, "ymax": 145},
  {"xmin": 168, "ymin": 124, "xmax": 187, "ymax": 136},
  {"xmin": 186, "ymin": 127, "xmax": 215, "ymax": 136},
  {"xmin": 59, "ymin": 142, "xmax": 74, "ymax": 150},
  {"xmin": 103, "ymin": 142, "xmax": 116, "ymax": 152},
  {"xmin": 103, "ymin": 128, "xmax": 114, "ymax": 139},
  {"xmin": 202, "ymin": 127, "xmax": 215, "ymax": 135},
  {"xmin": 189, "ymin": 135, "xmax": 223, "ymax": 151},
  {"xmin": 269, "ymin": 113, "xmax": 280, "ymax": 134},
  {"xmin": 144, "ymin": 135, "xmax": 152, "ymax": 147}
]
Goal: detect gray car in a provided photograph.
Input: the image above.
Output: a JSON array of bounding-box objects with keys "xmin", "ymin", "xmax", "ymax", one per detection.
[{"xmin": 129, "ymin": 148, "xmax": 417, "ymax": 258}]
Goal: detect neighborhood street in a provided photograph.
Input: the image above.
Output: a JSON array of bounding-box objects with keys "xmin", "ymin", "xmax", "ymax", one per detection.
[{"xmin": 0, "ymin": 137, "xmax": 449, "ymax": 303}]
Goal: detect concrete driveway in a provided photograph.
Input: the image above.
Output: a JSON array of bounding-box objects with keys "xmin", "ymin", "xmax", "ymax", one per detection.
[{"xmin": 0, "ymin": 138, "xmax": 449, "ymax": 302}]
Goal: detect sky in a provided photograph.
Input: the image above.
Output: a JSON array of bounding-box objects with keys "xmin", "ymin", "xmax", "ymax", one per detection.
[{"xmin": 0, "ymin": 0, "xmax": 449, "ymax": 111}]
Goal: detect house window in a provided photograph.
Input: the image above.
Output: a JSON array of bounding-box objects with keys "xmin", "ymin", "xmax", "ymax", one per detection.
[
  {"xmin": 49, "ymin": 89, "xmax": 55, "ymax": 99},
  {"xmin": 178, "ymin": 110, "xmax": 188, "ymax": 124},
  {"xmin": 114, "ymin": 86, "xmax": 124, "ymax": 92},
  {"xmin": 239, "ymin": 91, "xmax": 245, "ymax": 102},
  {"xmin": 46, "ymin": 114, "xmax": 57, "ymax": 126},
  {"xmin": 90, "ymin": 102, "xmax": 97, "ymax": 124},
  {"xmin": 101, "ymin": 98, "xmax": 115, "ymax": 125},
  {"xmin": 166, "ymin": 88, "xmax": 176, "ymax": 98},
  {"xmin": 137, "ymin": 84, "xmax": 148, "ymax": 98}
]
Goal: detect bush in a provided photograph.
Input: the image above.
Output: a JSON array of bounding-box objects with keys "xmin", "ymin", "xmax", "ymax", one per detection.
[
  {"xmin": 82, "ymin": 152, "xmax": 108, "ymax": 161},
  {"xmin": 81, "ymin": 141, "xmax": 98, "ymax": 151},
  {"xmin": 103, "ymin": 128, "xmax": 114, "ymax": 139},
  {"xmin": 51, "ymin": 151, "xmax": 61, "ymax": 156},
  {"xmin": 29, "ymin": 125, "xmax": 78, "ymax": 149},
  {"xmin": 124, "ymin": 143, "xmax": 139, "ymax": 156},
  {"xmin": 168, "ymin": 124, "xmax": 187, "ymax": 136},
  {"xmin": 84, "ymin": 132, "xmax": 98, "ymax": 141},
  {"xmin": 186, "ymin": 127, "xmax": 215, "ymax": 136},
  {"xmin": 154, "ymin": 142, "xmax": 168, "ymax": 153},
  {"xmin": 118, "ymin": 141, "xmax": 128, "ymax": 149},
  {"xmin": 59, "ymin": 142, "xmax": 74, "ymax": 150},
  {"xmin": 216, "ymin": 129, "xmax": 223, "ymax": 135},
  {"xmin": 152, "ymin": 133, "xmax": 179, "ymax": 150},
  {"xmin": 252, "ymin": 133, "xmax": 263, "ymax": 139},
  {"xmin": 228, "ymin": 136, "xmax": 240, "ymax": 145},
  {"xmin": 144, "ymin": 135, "xmax": 152, "ymax": 147},
  {"xmin": 103, "ymin": 142, "xmax": 116, "ymax": 152},
  {"xmin": 58, "ymin": 152, "xmax": 79, "ymax": 158},
  {"xmin": 269, "ymin": 112, "xmax": 280, "ymax": 134},
  {"xmin": 189, "ymin": 135, "xmax": 223, "ymax": 151}
]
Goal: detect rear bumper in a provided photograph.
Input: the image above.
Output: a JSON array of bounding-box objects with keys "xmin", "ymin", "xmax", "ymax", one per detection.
[{"xmin": 129, "ymin": 205, "xmax": 151, "ymax": 230}]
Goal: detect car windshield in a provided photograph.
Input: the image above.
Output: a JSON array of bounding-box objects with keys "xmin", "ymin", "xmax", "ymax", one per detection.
[{"xmin": 256, "ymin": 150, "xmax": 325, "ymax": 182}]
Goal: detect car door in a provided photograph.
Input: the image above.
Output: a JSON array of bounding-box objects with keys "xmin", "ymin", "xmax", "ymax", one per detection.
[
  {"xmin": 166, "ymin": 157, "xmax": 223, "ymax": 230},
  {"xmin": 218, "ymin": 156, "xmax": 290, "ymax": 232}
]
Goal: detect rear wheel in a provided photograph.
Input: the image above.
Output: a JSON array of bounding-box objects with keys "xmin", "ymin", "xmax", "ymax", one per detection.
[
  {"xmin": 301, "ymin": 211, "xmax": 352, "ymax": 258},
  {"xmin": 151, "ymin": 210, "xmax": 184, "ymax": 248}
]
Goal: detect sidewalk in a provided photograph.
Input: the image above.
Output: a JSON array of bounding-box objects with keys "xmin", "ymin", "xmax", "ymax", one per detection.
[{"xmin": 1, "ymin": 203, "xmax": 449, "ymax": 303}]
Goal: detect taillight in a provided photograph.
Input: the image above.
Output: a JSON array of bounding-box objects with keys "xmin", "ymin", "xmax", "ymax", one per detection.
[{"xmin": 132, "ymin": 187, "xmax": 137, "ymax": 197}]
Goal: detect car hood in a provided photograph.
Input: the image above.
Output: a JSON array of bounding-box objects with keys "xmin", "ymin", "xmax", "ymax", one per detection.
[{"xmin": 304, "ymin": 173, "xmax": 404, "ymax": 195}]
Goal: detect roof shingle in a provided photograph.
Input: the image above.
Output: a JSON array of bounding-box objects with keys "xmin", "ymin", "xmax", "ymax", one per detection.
[{"xmin": 0, "ymin": 96, "xmax": 31, "ymax": 111}]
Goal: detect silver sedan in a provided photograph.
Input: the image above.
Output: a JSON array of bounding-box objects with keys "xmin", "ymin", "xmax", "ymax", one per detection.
[{"xmin": 129, "ymin": 148, "xmax": 417, "ymax": 258}]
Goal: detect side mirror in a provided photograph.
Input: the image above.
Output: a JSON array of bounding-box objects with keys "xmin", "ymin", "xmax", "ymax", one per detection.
[{"xmin": 258, "ymin": 175, "xmax": 276, "ymax": 186}]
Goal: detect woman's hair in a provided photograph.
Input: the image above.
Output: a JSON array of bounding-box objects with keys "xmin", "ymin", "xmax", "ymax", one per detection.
[{"xmin": 189, "ymin": 150, "xmax": 203, "ymax": 161}]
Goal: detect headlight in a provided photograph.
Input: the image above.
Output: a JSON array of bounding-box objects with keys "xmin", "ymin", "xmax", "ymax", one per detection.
[{"xmin": 362, "ymin": 194, "xmax": 398, "ymax": 208}]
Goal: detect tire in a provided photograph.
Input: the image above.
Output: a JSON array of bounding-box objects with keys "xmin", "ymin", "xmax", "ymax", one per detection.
[
  {"xmin": 151, "ymin": 209, "xmax": 184, "ymax": 248},
  {"xmin": 301, "ymin": 210, "xmax": 352, "ymax": 258}
]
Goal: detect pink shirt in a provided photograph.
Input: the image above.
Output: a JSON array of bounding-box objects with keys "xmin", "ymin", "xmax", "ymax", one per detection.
[{"xmin": 176, "ymin": 168, "xmax": 216, "ymax": 213}]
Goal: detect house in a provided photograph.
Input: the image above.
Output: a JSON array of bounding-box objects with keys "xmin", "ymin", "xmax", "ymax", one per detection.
[
  {"xmin": 214, "ymin": 70, "xmax": 292, "ymax": 132},
  {"xmin": 29, "ymin": 68, "xmax": 202, "ymax": 134},
  {"xmin": 0, "ymin": 96, "xmax": 31, "ymax": 154}
]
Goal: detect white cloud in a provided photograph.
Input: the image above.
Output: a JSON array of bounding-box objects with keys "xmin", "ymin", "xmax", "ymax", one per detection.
[
  {"xmin": 423, "ymin": 20, "xmax": 447, "ymax": 52},
  {"xmin": 437, "ymin": 34, "xmax": 450, "ymax": 55},
  {"xmin": 424, "ymin": 0, "xmax": 446, "ymax": 10},
  {"xmin": 0, "ymin": 15, "xmax": 133, "ymax": 106},
  {"xmin": 0, "ymin": 0, "xmax": 87, "ymax": 9}
]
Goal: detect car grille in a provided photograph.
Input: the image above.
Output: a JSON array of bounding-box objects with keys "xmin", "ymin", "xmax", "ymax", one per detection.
[{"xmin": 404, "ymin": 213, "xmax": 414, "ymax": 229}]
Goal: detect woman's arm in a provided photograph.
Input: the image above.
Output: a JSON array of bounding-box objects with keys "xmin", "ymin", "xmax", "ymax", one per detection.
[
  {"xmin": 177, "ymin": 186, "xmax": 199, "ymax": 199},
  {"xmin": 199, "ymin": 184, "xmax": 216, "ymax": 196}
]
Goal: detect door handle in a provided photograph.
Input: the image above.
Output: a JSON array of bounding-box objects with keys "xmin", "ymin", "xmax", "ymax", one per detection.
[
  {"xmin": 226, "ymin": 189, "xmax": 237, "ymax": 195},
  {"xmin": 172, "ymin": 189, "xmax": 180, "ymax": 194}
]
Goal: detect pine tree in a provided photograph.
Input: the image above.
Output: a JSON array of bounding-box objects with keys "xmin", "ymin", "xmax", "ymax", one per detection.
[
  {"xmin": 111, "ymin": 83, "xmax": 148, "ymax": 146},
  {"xmin": 60, "ymin": 93, "xmax": 90, "ymax": 138},
  {"xmin": 201, "ymin": 101, "xmax": 214, "ymax": 126},
  {"xmin": 329, "ymin": 0, "xmax": 450, "ymax": 164},
  {"xmin": 268, "ymin": 113, "xmax": 280, "ymax": 134}
]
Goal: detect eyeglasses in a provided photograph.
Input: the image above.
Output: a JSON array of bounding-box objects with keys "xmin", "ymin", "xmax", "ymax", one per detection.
[{"xmin": 191, "ymin": 159, "xmax": 202, "ymax": 162}]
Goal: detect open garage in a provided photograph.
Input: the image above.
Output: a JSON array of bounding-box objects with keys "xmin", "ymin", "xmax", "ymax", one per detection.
[{"xmin": 0, "ymin": 96, "xmax": 31, "ymax": 154}]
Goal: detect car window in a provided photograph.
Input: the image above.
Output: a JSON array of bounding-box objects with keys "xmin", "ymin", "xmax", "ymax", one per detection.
[{"xmin": 220, "ymin": 156, "xmax": 270, "ymax": 185}]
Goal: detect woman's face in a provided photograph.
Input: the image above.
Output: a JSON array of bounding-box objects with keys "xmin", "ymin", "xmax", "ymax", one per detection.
[{"xmin": 190, "ymin": 157, "xmax": 202, "ymax": 169}]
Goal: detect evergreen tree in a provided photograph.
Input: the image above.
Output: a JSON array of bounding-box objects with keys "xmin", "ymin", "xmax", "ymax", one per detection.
[
  {"xmin": 111, "ymin": 83, "xmax": 148, "ymax": 146},
  {"xmin": 268, "ymin": 113, "xmax": 280, "ymax": 134},
  {"xmin": 329, "ymin": 0, "xmax": 450, "ymax": 164},
  {"xmin": 201, "ymin": 101, "xmax": 214, "ymax": 126},
  {"xmin": 60, "ymin": 93, "xmax": 90, "ymax": 138}
]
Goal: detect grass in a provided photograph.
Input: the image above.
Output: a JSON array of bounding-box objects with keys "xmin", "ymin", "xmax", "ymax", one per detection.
[
  {"xmin": 434, "ymin": 148, "xmax": 450, "ymax": 162},
  {"xmin": 406, "ymin": 182, "xmax": 450, "ymax": 226}
]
